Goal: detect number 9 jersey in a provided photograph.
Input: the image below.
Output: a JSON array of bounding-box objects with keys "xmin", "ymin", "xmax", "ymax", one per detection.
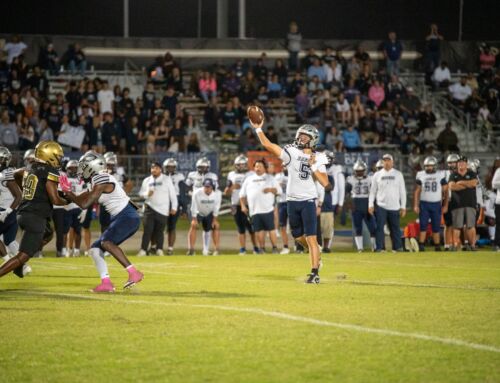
[
  {"xmin": 279, "ymin": 144, "xmax": 328, "ymax": 202},
  {"xmin": 415, "ymin": 170, "xmax": 447, "ymax": 203}
]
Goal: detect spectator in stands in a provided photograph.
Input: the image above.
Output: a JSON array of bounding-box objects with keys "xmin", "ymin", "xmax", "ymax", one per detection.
[
  {"xmin": 354, "ymin": 46, "xmax": 371, "ymax": 67},
  {"xmin": 302, "ymin": 48, "xmax": 320, "ymax": 70},
  {"xmin": 0, "ymin": 110, "xmax": 18, "ymax": 149},
  {"xmin": 336, "ymin": 92, "xmax": 351, "ymax": 125},
  {"xmin": 65, "ymin": 43, "xmax": 87, "ymax": 76},
  {"xmin": 287, "ymin": 71, "xmax": 304, "ymax": 98},
  {"xmin": 325, "ymin": 59, "xmax": 342, "ymax": 91},
  {"xmin": 253, "ymin": 57, "xmax": 269, "ymax": 87},
  {"xmin": 169, "ymin": 117, "xmax": 186, "ymax": 152},
  {"xmin": 386, "ymin": 75, "xmax": 405, "ymax": 102},
  {"xmin": 38, "ymin": 43, "xmax": 59, "ymax": 75},
  {"xmin": 198, "ymin": 71, "xmax": 217, "ymax": 104},
  {"xmin": 187, "ymin": 132, "xmax": 201, "ymax": 152},
  {"xmin": 231, "ymin": 58, "xmax": 247, "ymax": 79},
  {"xmin": 437, "ymin": 122, "xmax": 459, "ymax": 153},
  {"xmin": 3, "ymin": 35, "xmax": 27, "ymax": 65},
  {"xmin": 162, "ymin": 86, "xmax": 178, "ymax": 118},
  {"xmin": 424, "ymin": 24, "xmax": 444, "ymax": 73},
  {"xmin": 238, "ymin": 83, "xmax": 256, "ymax": 106},
  {"xmin": 286, "ymin": 21, "xmax": 302, "ymax": 71},
  {"xmin": 266, "ymin": 125, "xmax": 279, "ymax": 144},
  {"xmin": 272, "ymin": 59, "xmax": 288, "ymax": 88},
  {"xmin": 345, "ymin": 56, "xmax": 361, "ymax": 79},
  {"xmin": 368, "ymin": 79, "xmax": 385, "ymax": 109},
  {"xmin": 351, "ymin": 94, "xmax": 366, "ymax": 126},
  {"xmin": 167, "ymin": 66, "xmax": 183, "ymax": 95},
  {"xmin": 38, "ymin": 118, "xmax": 54, "ymax": 142},
  {"xmin": 307, "ymin": 58, "xmax": 327, "ymax": 83},
  {"xmin": 449, "ymin": 76, "xmax": 472, "ymax": 108},
  {"xmin": 142, "ymin": 81, "xmax": 156, "ymax": 111},
  {"xmin": 101, "ymin": 111, "xmax": 120, "ymax": 152},
  {"xmin": 27, "ymin": 65, "xmax": 49, "ymax": 98},
  {"xmin": 398, "ymin": 87, "xmax": 421, "ymax": 119},
  {"xmin": 325, "ymin": 126, "xmax": 343, "ymax": 151},
  {"xmin": 97, "ymin": 80, "xmax": 114, "ymax": 114},
  {"xmin": 294, "ymin": 85, "xmax": 309, "ymax": 123},
  {"xmin": 222, "ymin": 71, "xmax": 241, "ymax": 97},
  {"xmin": 307, "ymin": 75, "xmax": 324, "ymax": 94},
  {"xmin": 392, "ymin": 117, "xmax": 410, "ymax": 154},
  {"xmin": 267, "ymin": 74, "xmax": 282, "ymax": 99},
  {"xmin": 256, "ymin": 85, "xmax": 269, "ymax": 106},
  {"xmin": 342, "ymin": 125, "xmax": 362, "ymax": 152},
  {"xmin": 418, "ymin": 103, "xmax": 437, "ymax": 130},
  {"xmin": 432, "ymin": 61, "xmax": 451, "ymax": 90},
  {"xmin": 241, "ymin": 71, "xmax": 258, "ymax": 94},
  {"xmin": 479, "ymin": 45, "xmax": 497, "ymax": 75},
  {"xmin": 219, "ymin": 100, "xmax": 239, "ymax": 136},
  {"xmin": 239, "ymin": 127, "xmax": 258, "ymax": 152},
  {"xmin": 382, "ymin": 31, "xmax": 403, "ymax": 77},
  {"xmin": 343, "ymin": 78, "xmax": 361, "ymax": 103}
]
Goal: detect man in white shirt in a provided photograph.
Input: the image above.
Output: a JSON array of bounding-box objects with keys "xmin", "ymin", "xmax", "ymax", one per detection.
[
  {"xmin": 448, "ymin": 76, "xmax": 472, "ymax": 107},
  {"xmin": 369, "ymin": 153, "xmax": 407, "ymax": 252},
  {"xmin": 240, "ymin": 160, "xmax": 282, "ymax": 253},
  {"xmin": 432, "ymin": 61, "xmax": 451, "ymax": 89},
  {"xmin": 490, "ymin": 160, "xmax": 500, "ymax": 251},
  {"xmin": 138, "ymin": 162, "xmax": 178, "ymax": 256},
  {"xmin": 163, "ymin": 158, "xmax": 186, "ymax": 255},
  {"xmin": 189, "ymin": 179, "xmax": 221, "ymax": 256},
  {"xmin": 97, "ymin": 80, "xmax": 115, "ymax": 114},
  {"xmin": 3, "ymin": 35, "xmax": 27, "ymax": 64}
]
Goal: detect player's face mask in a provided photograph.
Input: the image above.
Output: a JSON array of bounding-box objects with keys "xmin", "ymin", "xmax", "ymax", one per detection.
[{"xmin": 424, "ymin": 165, "xmax": 435, "ymax": 174}]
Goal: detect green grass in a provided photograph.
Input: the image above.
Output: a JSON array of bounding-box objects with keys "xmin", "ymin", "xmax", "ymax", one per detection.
[{"xmin": 1, "ymin": 250, "xmax": 499, "ymax": 382}]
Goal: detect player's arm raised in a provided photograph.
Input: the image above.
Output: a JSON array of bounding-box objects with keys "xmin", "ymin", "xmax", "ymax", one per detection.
[{"xmin": 250, "ymin": 118, "xmax": 282, "ymax": 158}]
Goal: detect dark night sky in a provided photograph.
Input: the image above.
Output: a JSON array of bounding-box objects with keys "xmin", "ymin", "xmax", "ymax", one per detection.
[{"xmin": 1, "ymin": 0, "xmax": 499, "ymax": 41}]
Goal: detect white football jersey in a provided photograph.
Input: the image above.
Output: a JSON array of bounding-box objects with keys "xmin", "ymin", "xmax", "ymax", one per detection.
[
  {"xmin": 416, "ymin": 170, "xmax": 447, "ymax": 203},
  {"xmin": 0, "ymin": 167, "xmax": 15, "ymax": 209},
  {"xmin": 347, "ymin": 175, "xmax": 372, "ymax": 199},
  {"xmin": 227, "ymin": 170, "xmax": 253, "ymax": 206},
  {"xmin": 92, "ymin": 172, "xmax": 130, "ymax": 217},
  {"xmin": 279, "ymin": 145, "xmax": 327, "ymax": 201},
  {"xmin": 186, "ymin": 171, "xmax": 219, "ymax": 193},
  {"xmin": 191, "ymin": 188, "xmax": 221, "ymax": 217},
  {"xmin": 328, "ymin": 164, "xmax": 346, "ymax": 206},
  {"xmin": 169, "ymin": 172, "xmax": 185, "ymax": 195},
  {"xmin": 240, "ymin": 173, "xmax": 282, "ymax": 215},
  {"xmin": 66, "ymin": 175, "xmax": 86, "ymax": 211},
  {"xmin": 274, "ymin": 172, "xmax": 288, "ymax": 203}
]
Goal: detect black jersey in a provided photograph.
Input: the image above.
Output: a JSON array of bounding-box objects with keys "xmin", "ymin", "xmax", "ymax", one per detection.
[{"xmin": 18, "ymin": 163, "xmax": 60, "ymax": 218}]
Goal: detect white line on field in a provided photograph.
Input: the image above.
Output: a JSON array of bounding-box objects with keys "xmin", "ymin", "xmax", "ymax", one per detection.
[{"xmin": 15, "ymin": 290, "xmax": 500, "ymax": 354}]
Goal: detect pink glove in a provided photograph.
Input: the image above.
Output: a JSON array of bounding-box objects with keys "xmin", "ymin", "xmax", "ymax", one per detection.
[{"xmin": 59, "ymin": 174, "xmax": 71, "ymax": 193}]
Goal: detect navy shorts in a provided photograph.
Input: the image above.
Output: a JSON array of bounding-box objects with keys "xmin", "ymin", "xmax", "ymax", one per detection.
[
  {"xmin": 92, "ymin": 204, "xmax": 140, "ymax": 250},
  {"xmin": 0, "ymin": 209, "xmax": 18, "ymax": 245},
  {"xmin": 99, "ymin": 206, "xmax": 111, "ymax": 233},
  {"xmin": 278, "ymin": 202, "xmax": 288, "ymax": 227},
  {"xmin": 419, "ymin": 201, "xmax": 442, "ymax": 233},
  {"xmin": 167, "ymin": 209, "xmax": 180, "ymax": 232},
  {"xmin": 197, "ymin": 214, "xmax": 214, "ymax": 232},
  {"xmin": 287, "ymin": 199, "xmax": 317, "ymax": 238},
  {"xmin": 82, "ymin": 208, "xmax": 93, "ymax": 229},
  {"xmin": 63, "ymin": 208, "xmax": 82, "ymax": 235},
  {"xmin": 233, "ymin": 205, "xmax": 253, "ymax": 234},
  {"xmin": 251, "ymin": 211, "xmax": 275, "ymax": 232}
]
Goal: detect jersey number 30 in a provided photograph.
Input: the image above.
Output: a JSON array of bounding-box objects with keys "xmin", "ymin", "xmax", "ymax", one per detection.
[
  {"xmin": 299, "ymin": 163, "xmax": 311, "ymax": 180},
  {"xmin": 22, "ymin": 174, "xmax": 39, "ymax": 201}
]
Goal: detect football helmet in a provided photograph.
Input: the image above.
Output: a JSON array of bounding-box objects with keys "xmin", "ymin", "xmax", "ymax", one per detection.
[
  {"xmin": 294, "ymin": 124, "xmax": 320, "ymax": 149},
  {"xmin": 423, "ymin": 156, "xmax": 437, "ymax": 174},
  {"xmin": 234, "ymin": 154, "xmax": 248, "ymax": 173},
  {"xmin": 34, "ymin": 140, "xmax": 64, "ymax": 169},
  {"xmin": 163, "ymin": 158, "xmax": 178, "ymax": 175},
  {"xmin": 0, "ymin": 147, "xmax": 12, "ymax": 170},
  {"xmin": 196, "ymin": 157, "xmax": 210, "ymax": 174},
  {"xmin": 78, "ymin": 151, "xmax": 106, "ymax": 181},
  {"xmin": 353, "ymin": 160, "xmax": 367, "ymax": 179}
]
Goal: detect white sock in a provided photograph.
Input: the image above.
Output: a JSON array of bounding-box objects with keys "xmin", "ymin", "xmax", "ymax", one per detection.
[
  {"xmin": 202, "ymin": 231, "xmax": 211, "ymax": 252},
  {"xmin": 7, "ymin": 240, "xmax": 19, "ymax": 255},
  {"xmin": 89, "ymin": 248, "xmax": 109, "ymax": 279},
  {"xmin": 370, "ymin": 237, "xmax": 376, "ymax": 250},
  {"xmin": 488, "ymin": 226, "xmax": 495, "ymax": 240},
  {"xmin": 354, "ymin": 236, "xmax": 363, "ymax": 250}
]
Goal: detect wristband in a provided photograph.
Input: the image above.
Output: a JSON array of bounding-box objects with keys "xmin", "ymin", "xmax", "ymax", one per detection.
[
  {"xmin": 5, "ymin": 207, "xmax": 12, "ymax": 215},
  {"xmin": 255, "ymin": 128, "xmax": 263, "ymax": 134}
]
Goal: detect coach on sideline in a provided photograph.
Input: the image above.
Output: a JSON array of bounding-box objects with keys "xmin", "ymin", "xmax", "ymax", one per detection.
[
  {"xmin": 369, "ymin": 153, "xmax": 407, "ymax": 252},
  {"xmin": 138, "ymin": 162, "xmax": 178, "ymax": 256},
  {"xmin": 240, "ymin": 160, "xmax": 282, "ymax": 253}
]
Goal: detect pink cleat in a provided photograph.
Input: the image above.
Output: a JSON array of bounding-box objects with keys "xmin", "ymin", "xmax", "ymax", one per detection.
[
  {"xmin": 92, "ymin": 278, "xmax": 115, "ymax": 293},
  {"xmin": 124, "ymin": 269, "xmax": 144, "ymax": 289}
]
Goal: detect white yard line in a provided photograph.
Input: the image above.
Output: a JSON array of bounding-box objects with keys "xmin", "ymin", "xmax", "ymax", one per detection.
[{"xmin": 13, "ymin": 290, "xmax": 500, "ymax": 354}]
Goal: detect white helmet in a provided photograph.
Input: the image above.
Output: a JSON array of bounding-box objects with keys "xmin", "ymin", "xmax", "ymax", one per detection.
[
  {"xmin": 446, "ymin": 153, "xmax": 460, "ymax": 170},
  {"xmin": 294, "ymin": 124, "xmax": 320, "ymax": 149},
  {"xmin": 234, "ymin": 154, "xmax": 248, "ymax": 173},
  {"xmin": 66, "ymin": 159, "xmax": 79, "ymax": 177},
  {"xmin": 78, "ymin": 151, "xmax": 106, "ymax": 181},
  {"xmin": 375, "ymin": 159, "xmax": 384, "ymax": 170},
  {"xmin": 24, "ymin": 149, "xmax": 36, "ymax": 165},
  {"xmin": 196, "ymin": 157, "xmax": 210, "ymax": 174},
  {"xmin": 163, "ymin": 158, "xmax": 178, "ymax": 174},
  {"xmin": 0, "ymin": 147, "xmax": 12, "ymax": 169},
  {"xmin": 353, "ymin": 160, "xmax": 367, "ymax": 179},
  {"xmin": 467, "ymin": 158, "xmax": 480, "ymax": 173},
  {"xmin": 423, "ymin": 156, "xmax": 437, "ymax": 173},
  {"xmin": 104, "ymin": 151, "xmax": 118, "ymax": 165}
]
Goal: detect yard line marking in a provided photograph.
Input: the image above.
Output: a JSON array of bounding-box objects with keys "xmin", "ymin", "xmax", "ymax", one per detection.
[
  {"xmin": 29, "ymin": 262, "xmax": 500, "ymax": 292},
  {"xmin": 333, "ymin": 257, "xmax": 500, "ymax": 271},
  {"xmin": 15, "ymin": 290, "xmax": 500, "ymax": 354}
]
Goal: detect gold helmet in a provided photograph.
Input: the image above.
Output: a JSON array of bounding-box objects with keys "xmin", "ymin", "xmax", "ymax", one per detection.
[{"xmin": 34, "ymin": 140, "xmax": 64, "ymax": 169}]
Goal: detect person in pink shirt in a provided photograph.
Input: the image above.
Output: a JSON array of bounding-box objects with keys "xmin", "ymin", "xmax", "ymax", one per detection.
[
  {"xmin": 198, "ymin": 71, "xmax": 217, "ymax": 103},
  {"xmin": 368, "ymin": 79, "xmax": 385, "ymax": 109},
  {"xmin": 479, "ymin": 45, "xmax": 496, "ymax": 74}
]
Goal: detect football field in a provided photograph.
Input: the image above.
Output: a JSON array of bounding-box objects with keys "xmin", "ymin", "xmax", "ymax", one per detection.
[{"xmin": 1, "ymin": 250, "xmax": 499, "ymax": 382}]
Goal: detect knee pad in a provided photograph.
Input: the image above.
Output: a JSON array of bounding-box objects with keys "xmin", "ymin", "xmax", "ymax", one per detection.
[{"xmin": 7, "ymin": 241, "xmax": 19, "ymax": 255}]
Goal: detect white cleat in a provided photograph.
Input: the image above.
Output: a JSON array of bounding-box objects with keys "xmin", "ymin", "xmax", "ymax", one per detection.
[
  {"xmin": 137, "ymin": 249, "xmax": 147, "ymax": 257},
  {"xmin": 156, "ymin": 249, "xmax": 164, "ymax": 256},
  {"xmin": 73, "ymin": 249, "xmax": 81, "ymax": 257},
  {"xmin": 212, "ymin": 250, "xmax": 219, "ymax": 256},
  {"xmin": 22, "ymin": 264, "xmax": 32, "ymax": 276},
  {"xmin": 202, "ymin": 250, "xmax": 209, "ymax": 256},
  {"xmin": 280, "ymin": 247, "xmax": 290, "ymax": 255},
  {"xmin": 104, "ymin": 251, "xmax": 111, "ymax": 257}
]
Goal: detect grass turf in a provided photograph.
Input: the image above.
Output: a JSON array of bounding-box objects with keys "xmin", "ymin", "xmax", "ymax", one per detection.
[{"xmin": 0, "ymin": 250, "xmax": 499, "ymax": 382}]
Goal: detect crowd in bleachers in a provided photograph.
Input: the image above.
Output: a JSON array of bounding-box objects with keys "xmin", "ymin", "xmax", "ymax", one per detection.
[{"xmin": 0, "ymin": 30, "xmax": 499, "ymax": 156}]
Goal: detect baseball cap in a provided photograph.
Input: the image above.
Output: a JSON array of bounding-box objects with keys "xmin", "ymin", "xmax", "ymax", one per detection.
[
  {"xmin": 382, "ymin": 153, "xmax": 393, "ymax": 161},
  {"xmin": 203, "ymin": 178, "xmax": 214, "ymax": 188},
  {"xmin": 151, "ymin": 161, "xmax": 162, "ymax": 168}
]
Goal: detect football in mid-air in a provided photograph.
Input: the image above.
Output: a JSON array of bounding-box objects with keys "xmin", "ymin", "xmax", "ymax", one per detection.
[{"xmin": 247, "ymin": 105, "xmax": 264, "ymax": 125}]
